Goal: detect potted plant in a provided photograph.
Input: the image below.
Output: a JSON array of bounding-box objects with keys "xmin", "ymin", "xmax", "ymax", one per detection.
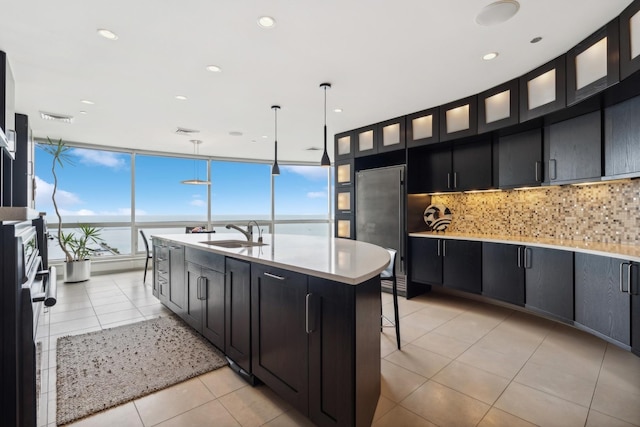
[{"xmin": 42, "ymin": 137, "xmax": 104, "ymax": 282}]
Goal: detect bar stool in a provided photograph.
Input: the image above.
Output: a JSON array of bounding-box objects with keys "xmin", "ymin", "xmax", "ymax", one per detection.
[
  {"xmin": 140, "ymin": 230, "xmax": 152, "ymax": 284},
  {"xmin": 381, "ymin": 248, "xmax": 401, "ymax": 350}
]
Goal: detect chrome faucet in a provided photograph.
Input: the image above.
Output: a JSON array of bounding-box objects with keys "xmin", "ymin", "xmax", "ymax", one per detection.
[
  {"xmin": 225, "ymin": 224, "xmax": 252, "ymax": 241},
  {"xmin": 225, "ymin": 221, "xmax": 263, "ymax": 243}
]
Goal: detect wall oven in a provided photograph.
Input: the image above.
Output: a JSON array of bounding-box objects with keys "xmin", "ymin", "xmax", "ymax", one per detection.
[{"xmin": 1, "ymin": 212, "xmax": 56, "ymax": 427}]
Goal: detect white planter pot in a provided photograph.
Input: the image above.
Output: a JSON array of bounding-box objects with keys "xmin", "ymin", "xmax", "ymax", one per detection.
[{"xmin": 64, "ymin": 259, "xmax": 91, "ymax": 283}]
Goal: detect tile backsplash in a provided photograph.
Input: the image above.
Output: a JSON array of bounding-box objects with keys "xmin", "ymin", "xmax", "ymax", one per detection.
[{"xmin": 428, "ymin": 179, "xmax": 640, "ymax": 244}]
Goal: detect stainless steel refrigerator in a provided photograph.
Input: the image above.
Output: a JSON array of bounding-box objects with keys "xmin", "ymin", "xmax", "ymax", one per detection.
[{"xmin": 355, "ymin": 165, "xmax": 405, "ymax": 274}]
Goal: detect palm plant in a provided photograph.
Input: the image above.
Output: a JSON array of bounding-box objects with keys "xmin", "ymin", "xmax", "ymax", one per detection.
[{"xmin": 40, "ymin": 138, "xmax": 103, "ymax": 263}]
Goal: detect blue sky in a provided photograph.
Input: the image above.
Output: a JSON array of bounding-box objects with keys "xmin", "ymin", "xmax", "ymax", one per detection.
[{"xmin": 35, "ymin": 145, "xmax": 331, "ymax": 218}]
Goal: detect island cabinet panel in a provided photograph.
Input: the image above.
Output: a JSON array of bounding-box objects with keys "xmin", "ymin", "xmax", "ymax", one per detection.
[
  {"xmin": 184, "ymin": 248, "xmax": 225, "ymax": 350},
  {"xmin": 409, "ymin": 237, "xmax": 443, "ymax": 285},
  {"xmin": 525, "ymin": 247, "xmax": 574, "ymax": 323},
  {"xmin": 482, "ymin": 243, "xmax": 525, "ymax": 306},
  {"xmin": 604, "ymin": 95, "xmax": 640, "ymax": 178},
  {"xmin": 168, "ymin": 244, "xmax": 186, "ymax": 314},
  {"xmin": 442, "ymin": 239, "xmax": 482, "ymax": 294},
  {"xmin": 225, "ymin": 258, "xmax": 251, "ymax": 373},
  {"xmin": 575, "ymin": 253, "xmax": 630, "ymax": 345},
  {"xmin": 251, "ymin": 264, "xmax": 309, "ymax": 415},
  {"xmin": 153, "ymin": 243, "xmax": 168, "ymax": 300},
  {"xmin": 632, "ymin": 263, "xmax": 640, "ymax": 356},
  {"xmin": 544, "ymin": 110, "xmax": 602, "ymax": 184}
]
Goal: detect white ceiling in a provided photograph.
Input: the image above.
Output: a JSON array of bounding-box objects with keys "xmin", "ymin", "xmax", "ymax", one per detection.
[{"xmin": 0, "ymin": 0, "xmax": 633, "ymax": 164}]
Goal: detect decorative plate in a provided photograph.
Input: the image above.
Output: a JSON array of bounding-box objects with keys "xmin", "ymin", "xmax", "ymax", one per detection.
[{"xmin": 423, "ymin": 204, "xmax": 452, "ymax": 231}]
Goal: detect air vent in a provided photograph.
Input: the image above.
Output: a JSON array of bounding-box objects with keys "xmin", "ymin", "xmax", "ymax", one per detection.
[
  {"xmin": 175, "ymin": 127, "xmax": 200, "ymax": 135},
  {"xmin": 306, "ymin": 147, "xmax": 321, "ymax": 151},
  {"xmin": 39, "ymin": 111, "xmax": 74, "ymax": 123}
]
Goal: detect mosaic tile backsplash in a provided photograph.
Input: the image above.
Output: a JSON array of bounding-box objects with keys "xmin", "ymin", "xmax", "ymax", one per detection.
[{"xmin": 428, "ymin": 180, "xmax": 640, "ymax": 244}]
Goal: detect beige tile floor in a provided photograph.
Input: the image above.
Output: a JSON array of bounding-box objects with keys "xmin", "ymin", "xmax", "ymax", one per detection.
[{"xmin": 36, "ymin": 271, "xmax": 640, "ymax": 427}]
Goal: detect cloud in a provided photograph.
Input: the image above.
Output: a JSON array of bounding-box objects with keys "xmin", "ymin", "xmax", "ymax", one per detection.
[
  {"xmin": 59, "ymin": 208, "xmax": 97, "ymax": 216},
  {"xmin": 307, "ymin": 191, "xmax": 326, "ymax": 199},
  {"xmin": 281, "ymin": 165, "xmax": 329, "ymax": 181},
  {"xmin": 190, "ymin": 199, "xmax": 206, "ymax": 207},
  {"xmin": 72, "ymin": 148, "xmax": 126, "ymax": 169},
  {"xmin": 35, "ymin": 176, "xmax": 81, "ymax": 207}
]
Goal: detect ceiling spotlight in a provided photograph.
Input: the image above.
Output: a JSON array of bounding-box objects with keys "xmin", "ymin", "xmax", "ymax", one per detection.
[
  {"xmin": 258, "ymin": 16, "xmax": 276, "ymax": 28},
  {"xmin": 81, "ymin": 100, "xmax": 94, "ymax": 105},
  {"xmin": 334, "ymin": 108, "xmax": 343, "ymax": 113},
  {"xmin": 483, "ymin": 52, "xmax": 499, "ymax": 61},
  {"xmin": 475, "ymin": 1, "xmax": 520, "ymax": 26},
  {"xmin": 206, "ymin": 65, "xmax": 222, "ymax": 73},
  {"xmin": 79, "ymin": 111, "xmax": 87, "ymax": 115},
  {"xmin": 175, "ymin": 95, "xmax": 187, "ymax": 100},
  {"xmin": 97, "ymin": 28, "xmax": 118, "ymax": 40},
  {"xmin": 530, "ymin": 36, "xmax": 543, "ymax": 44},
  {"xmin": 229, "ymin": 131, "xmax": 243, "ymax": 136}
]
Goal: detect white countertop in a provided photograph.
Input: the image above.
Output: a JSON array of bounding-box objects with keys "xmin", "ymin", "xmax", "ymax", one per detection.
[
  {"xmin": 151, "ymin": 233, "xmax": 390, "ymax": 285},
  {"xmin": 409, "ymin": 231, "xmax": 640, "ymax": 262}
]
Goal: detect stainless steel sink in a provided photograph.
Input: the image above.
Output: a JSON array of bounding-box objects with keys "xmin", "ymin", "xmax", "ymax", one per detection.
[{"xmin": 199, "ymin": 240, "xmax": 267, "ymax": 248}]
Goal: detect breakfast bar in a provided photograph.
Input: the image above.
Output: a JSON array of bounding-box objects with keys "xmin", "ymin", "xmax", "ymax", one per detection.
[{"xmin": 151, "ymin": 233, "xmax": 390, "ymax": 427}]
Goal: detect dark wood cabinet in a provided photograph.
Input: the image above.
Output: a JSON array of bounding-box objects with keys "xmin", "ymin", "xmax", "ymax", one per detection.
[
  {"xmin": 604, "ymin": 95, "xmax": 640, "ymax": 179},
  {"xmin": 406, "ymin": 107, "xmax": 439, "ymax": 147},
  {"xmin": 575, "ymin": 253, "xmax": 630, "ymax": 345},
  {"xmin": 251, "ymin": 264, "xmax": 309, "ymax": 414},
  {"xmin": 225, "ymin": 258, "xmax": 251, "ymax": 373},
  {"xmin": 334, "ymin": 131, "xmax": 354, "ymax": 160},
  {"xmin": 498, "ymin": 128, "xmax": 543, "ymax": 188},
  {"xmin": 520, "ymin": 55, "xmax": 567, "ymax": 122},
  {"xmin": 153, "ymin": 239, "xmax": 185, "ymax": 315},
  {"xmin": 184, "ymin": 249, "xmax": 225, "ymax": 350},
  {"xmin": 545, "ymin": 110, "xmax": 602, "ymax": 184},
  {"xmin": 478, "ymin": 79, "xmax": 519, "ymax": 134},
  {"xmin": 377, "ymin": 116, "xmax": 406, "ymax": 153},
  {"xmin": 421, "ymin": 138, "xmax": 493, "ymax": 193},
  {"xmin": 409, "ymin": 237, "xmax": 442, "ymax": 285},
  {"xmin": 439, "ymin": 96, "xmax": 478, "ymax": 142},
  {"xmin": 354, "ymin": 125, "xmax": 378, "ymax": 158},
  {"xmin": 620, "ymin": 0, "xmax": 640, "ymax": 80},
  {"xmin": 631, "ymin": 263, "xmax": 640, "ymax": 356},
  {"xmin": 525, "ymin": 247, "xmax": 574, "ymax": 323},
  {"xmin": 482, "ymin": 243, "xmax": 525, "ymax": 306},
  {"xmin": 442, "ymin": 239, "xmax": 482, "ymax": 294}
]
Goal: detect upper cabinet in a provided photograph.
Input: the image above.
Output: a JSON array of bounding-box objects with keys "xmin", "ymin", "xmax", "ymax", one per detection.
[
  {"xmin": 377, "ymin": 116, "xmax": 406, "ymax": 153},
  {"xmin": 604, "ymin": 95, "xmax": 640, "ymax": 179},
  {"xmin": 354, "ymin": 124, "xmax": 377, "ymax": 157},
  {"xmin": 620, "ymin": 0, "xmax": 640, "ymax": 80},
  {"xmin": 439, "ymin": 96, "xmax": 478, "ymax": 142},
  {"xmin": 498, "ymin": 128, "xmax": 543, "ymax": 189},
  {"xmin": 544, "ymin": 110, "xmax": 602, "ymax": 184},
  {"xmin": 478, "ymin": 79, "xmax": 519, "ymax": 134},
  {"xmin": 566, "ymin": 20, "xmax": 620, "ymax": 106},
  {"xmin": 406, "ymin": 107, "xmax": 439, "ymax": 148},
  {"xmin": 334, "ymin": 130, "xmax": 354, "ymax": 160},
  {"xmin": 519, "ymin": 55, "xmax": 567, "ymax": 122}
]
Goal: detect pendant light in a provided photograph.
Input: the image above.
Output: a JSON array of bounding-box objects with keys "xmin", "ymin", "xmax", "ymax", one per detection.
[
  {"xmin": 271, "ymin": 105, "xmax": 281, "ymax": 175},
  {"xmin": 320, "ymin": 83, "xmax": 331, "ymax": 167},
  {"xmin": 181, "ymin": 139, "xmax": 211, "ymax": 185}
]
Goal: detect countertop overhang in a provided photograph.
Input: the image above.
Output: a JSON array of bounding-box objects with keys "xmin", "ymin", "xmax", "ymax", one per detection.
[
  {"xmin": 409, "ymin": 231, "xmax": 640, "ymax": 262},
  {"xmin": 151, "ymin": 233, "xmax": 390, "ymax": 285}
]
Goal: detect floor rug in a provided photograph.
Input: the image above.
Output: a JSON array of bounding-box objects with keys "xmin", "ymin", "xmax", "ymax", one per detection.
[{"xmin": 56, "ymin": 315, "xmax": 227, "ymax": 425}]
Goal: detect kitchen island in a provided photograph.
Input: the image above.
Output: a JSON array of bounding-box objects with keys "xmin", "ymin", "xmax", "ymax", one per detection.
[{"xmin": 151, "ymin": 233, "xmax": 390, "ymax": 427}]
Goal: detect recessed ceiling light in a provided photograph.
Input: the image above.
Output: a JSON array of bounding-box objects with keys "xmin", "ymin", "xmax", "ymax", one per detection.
[
  {"xmin": 97, "ymin": 28, "xmax": 118, "ymax": 40},
  {"xmin": 530, "ymin": 36, "xmax": 543, "ymax": 44},
  {"xmin": 475, "ymin": 1, "xmax": 520, "ymax": 26},
  {"xmin": 483, "ymin": 52, "xmax": 499, "ymax": 60},
  {"xmin": 257, "ymin": 16, "xmax": 276, "ymax": 28},
  {"xmin": 334, "ymin": 108, "xmax": 343, "ymax": 113},
  {"xmin": 262, "ymin": 135, "xmax": 268, "ymax": 139},
  {"xmin": 79, "ymin": 111, "xmax": 87, "ymax": 115},
  {"xmin": 229, "ymin": 131, "xmax": 243, "ymax": 136},
  {"xmin": 175, "ymin": 95, "xmax": 187, "ymax": 100},
  {"xmin": 81, "ymin": 99, "xmax": 94, "ymax": 105},
  {"xmin": 206, "ymin": 65, "xmax": 222, "ymax": 73}
]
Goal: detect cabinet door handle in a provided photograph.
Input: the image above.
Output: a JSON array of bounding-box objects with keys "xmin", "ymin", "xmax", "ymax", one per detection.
[
  {"xmin": 201, "ymin": 277, "xmax": 208, "ymax": 300},
  {"xmin": 549, "ymin": 159, "xmax": 557, "ymax": 181},
  {"xmin": 264, "ymin": 272, "xmax": 285, "ymax": 280},
  {"xmin": 627, "ymin": 263, "xmax": 634, "ymax": 296},
  {"xmin": 437, "ymin": 240, "xmax": 441, "ymax": 257},
  {"xmin": 535, "ymin": 161, "xmax": 541, "ymax": 182},
  {"xmin": 447, "ymin": 173, "xmax": 451, "ymax": 189},
  {"xmin": 517, "ymin": 247, "xmax": 522, "ymax": 268},
  {"xmin": 620, "ymin": 262, "xmax": 630, "ymax": 293},
  {"xmin": 524, "ymin": 247, "xmax": 532, "ymax": 269},
  {"xmin": 442, "ymin": 240, "xmax": 447, "ymax": 257},
  {"xmin": 196, "ymin": 277, "xmax": 201, "ymax": 300},
  {"xmin": 453, "ymin": 172, "xmax": 458, "ymax": 189},
  {"xmin": 305, "ymin": 293, "xmax": 314, "ymax": 334}
]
